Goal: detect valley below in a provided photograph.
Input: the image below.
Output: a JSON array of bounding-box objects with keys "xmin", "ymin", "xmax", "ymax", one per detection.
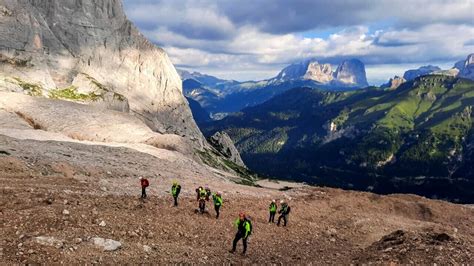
[{"xmin": 203, "ymin": 75, "xmax": 474, "ymax": 203}]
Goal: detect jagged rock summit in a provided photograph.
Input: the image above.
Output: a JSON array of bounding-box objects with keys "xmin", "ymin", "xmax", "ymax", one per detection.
[
  {"xmin": 456, "ymin": 53, "xmax": 474, "ymax": 80},
  {"xmin": 273, "ymin": 59, "xmax": 368, "ymax": 88},
  {"xmin": 382, "ymin": 75, "xmax": 406, "ymax": 89},
  {"xmin": 0, "ymin": 0, "xmax": 203, "ymax": 146},
  {"xmin": 332, "ymin": 59, "xmax": 368, "ymax": 87}
]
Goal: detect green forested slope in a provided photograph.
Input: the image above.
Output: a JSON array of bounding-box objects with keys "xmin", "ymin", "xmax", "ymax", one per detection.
[{"xmin": 203, "ymin": 75, "xmax": 474, "ymax": 202}]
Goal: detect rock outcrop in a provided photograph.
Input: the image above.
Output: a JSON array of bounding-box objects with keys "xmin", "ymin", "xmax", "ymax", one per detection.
[
  {"xmin": 274, "ymin": 60, "xmax": 314, "ymax": 82},
  {"xmin": 456, "ymin": 53, "xmax": 474, "ymax": 80},
  {"xmin": 0, "ymin": 0, "xmax": 204, "ymax": 146},
  {"xmin": 403, "ymin": 65, "xmax": 441, "ymax": 81},
  {"xmin": 208, "ymin": 131, "xmax": 245, "ymax": 167},
  {"xmin": 382, "ymin": 75, "xmax": 406, "ymax": 89},
  {"xmin": 332, "ymin": 59, "xmax": 369, "ymax": 87},
  {"xmin": 91, "ymin": 237, "xmax": 122, "ymax": 251},
  {"xmin": 304, "ymin": 62, "xmax": 334, "ymax": 83},
  {"xmin": 0, "ymin": 92, "xmax": 193, "ymax": 155}
]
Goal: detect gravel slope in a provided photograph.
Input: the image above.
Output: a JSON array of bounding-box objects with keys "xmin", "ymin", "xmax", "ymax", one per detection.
[{"xmin": 0, "ymin": 136, "xmax": 473, "ymax": 264}]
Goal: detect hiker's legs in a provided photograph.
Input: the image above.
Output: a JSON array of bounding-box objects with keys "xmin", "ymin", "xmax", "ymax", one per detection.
[
  {"xmin": 269, "ymin": 212, "xmax": 275, "ymax": 223},
  {"xmin": 141, "ymin": 187, "xmax": 146, "ymax": 198},
  {"xmin": 277, "ymin": 214, "xmax": 284, "ymax": 226},
  {"xmin": 174, "ymin": 196, "xmax": 178, "ymax": 206},
  {"xmin": 283, "ymin": 215, "xmax": 287, "ymax": 226},
  {"xmin": 199, "ymin": 200, "xmax": 205, "ymax": 213},
  {"xmin": 242, "ymin": 237, "xmax": 248, "ymax": 254},
  {"xmin": 232, "ymin": 232, "xmax": 242, "ymax": 252},
  {"xmin": 215, "ymin": 205, "xmax": 220, "ymax": 219}
]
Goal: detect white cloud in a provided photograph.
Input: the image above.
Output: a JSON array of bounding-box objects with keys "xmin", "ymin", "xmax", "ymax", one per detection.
[
  {"xmin": 126, "ymin": 1, "xmax": 236, "ymax": 40},
  {"xmin": 123, "ymin": 0, "xmax": 474, "ymax": 82}
]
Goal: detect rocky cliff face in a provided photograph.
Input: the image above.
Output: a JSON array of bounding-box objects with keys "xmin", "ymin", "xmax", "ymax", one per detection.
[
  {"xmin": 456, "ymin": 53, "xmax": 474, "ymax": 80},
  {"xmin": 332, "ymin": 59, "xmax": 368, "ymax": 87},
  {"xmin": 403, "ymin": 65, "xmax": 441, "ymax": 81},
  {"xmin": 274, "ymin": 60, "xmax": 313, "ymax": 81},
  {"xmin": 0, "ymin": 0, "xmax": 204, "ymax": 146},
  {"xmin": 274, "ymin": 59, "xmax": 368, "ymax": 87},
  {"xmin": 208, "ymin": 131, "xmax": 245, "ymax": 167},
  {"xmin": 303, "ymin": 61, "xmax": 334, "ymax": 83}
]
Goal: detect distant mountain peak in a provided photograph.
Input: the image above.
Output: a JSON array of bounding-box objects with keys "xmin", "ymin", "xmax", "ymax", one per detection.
[
  {"xmin": 304, "ymin": 61, "xmax": 334, "ymax": 83},
  {"xmin": 382, "ymin": 75, "xmax": 406, "ymax": 89},
  {"xmin": 273, "ymin": 58, "xmax": 368, "ymax": 88},
  {"xmin": 456, "ymin": 53, "xmax": 474, "ymax": 80},
  {"xmin": 333, "ymin": 59, "xmax": 369, "ymax": 87},
  {"xmin": 403, "ymin": 65, "xmax": 441, "ymax": 81},
  {"xmin": 177, "ymin": 69, "xmax": 232, "ymax": 87}
]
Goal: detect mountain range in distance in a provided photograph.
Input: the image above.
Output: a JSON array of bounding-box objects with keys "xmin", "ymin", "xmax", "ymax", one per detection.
[
  {"xmin": 202, "ymin": 75, "xmax": 474, "ymax": 202},
  {"xmin": 180, "ymin": 54, "xmax": 474, "ymax": 122},
  {"xmin": 195, "ymin": 54, "xmax": 474, "ymax": 203}
]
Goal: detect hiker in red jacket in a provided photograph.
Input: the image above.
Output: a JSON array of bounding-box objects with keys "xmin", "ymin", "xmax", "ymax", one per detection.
[{"xmin": 140, "ymin": 176, "xmax": 149, "ymax": 199}]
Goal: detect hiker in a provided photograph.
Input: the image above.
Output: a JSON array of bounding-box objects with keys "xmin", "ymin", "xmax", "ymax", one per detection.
[
  {"xmin": 195, "ymin": 186, "xmax": 204, "ymax": 201},
  {"xmin": 268, "ymin": 199, "xmax": 277, "ymax": 223},
  {"xmin": 139, "ymin": 176, "xmax": 149, "ymax": 199},
  {"xmin": 205, "ymin": 186, "xmax": 212, "ymax": 201},
  {"xmin": 197, "ymin": 186, "xmax": 207, "ymax": 213},
  {"xmin": 277, "ymin": 200, "xmax": 291, "ymax": 226},
  {"xmin": 230, "ymin": 212, "xmax": 252, "ymax": 255},
  {"xmin": 212, "ymin": 191, "xmax": 223, "ymax": 219},
  {"xmin": 171, "ymin": 181, "xmax": 181, "ymax": 206}
]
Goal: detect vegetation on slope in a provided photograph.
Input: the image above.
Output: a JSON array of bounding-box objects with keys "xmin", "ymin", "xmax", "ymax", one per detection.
[{"xmin": 203, "ymin": 75, "xmax": 474, "ymax": 202}]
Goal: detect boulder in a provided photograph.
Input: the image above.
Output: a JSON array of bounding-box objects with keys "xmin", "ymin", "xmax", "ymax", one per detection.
[
  {"xmin": 34, "ymin": 236, "xmax": 64, "ymax": 249},
  {"xmin": 92, "ymin": 237, "xmax": 122, "ymax": 251}
]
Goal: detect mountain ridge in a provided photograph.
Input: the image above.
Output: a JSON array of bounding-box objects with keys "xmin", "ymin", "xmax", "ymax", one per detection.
[
  {"xmin": 179, "ymin": 58, "xmax": 370, "ymax": 116},
  {"xmin": 203, "ymin": 75, "xmax": 474, "ymax": 203}
]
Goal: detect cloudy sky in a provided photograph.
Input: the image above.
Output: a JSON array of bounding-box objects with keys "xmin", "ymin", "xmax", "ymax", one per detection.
[{"xmin": 123, "ymin": 0, "xmax": 474, "ymax": 84}]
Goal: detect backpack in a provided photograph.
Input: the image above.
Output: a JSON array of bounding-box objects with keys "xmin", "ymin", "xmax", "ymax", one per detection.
[
  {"xmin": 246, "ymin": 219, "xmax": 253, "ymax": 236},
  {"xmin": 213, "ymin": 194, "xmax": 223, "ymax": 206},
  {"xmin": 172, "ymin": 185, "xmax": 181, "ymax": 196}
]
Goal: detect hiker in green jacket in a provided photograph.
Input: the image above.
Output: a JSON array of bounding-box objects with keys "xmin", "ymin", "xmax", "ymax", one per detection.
[
  {"xmin": 268, "ymin": 199, "xmax": 277, "ymax": 223},
  {"xmin": 212, "ymin": 192, "xmax": 223, "ymax": 219},
  {"xmin": 196, "ymin": 186, "xmax": 207, "ymax": 213},
  {"xmin": 171, "ymin": 181, "xmax": 181, "ymax": 207},
  {"xmin": 230, "ymin": 212, "xmax": 252, "ymax": 255}
]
